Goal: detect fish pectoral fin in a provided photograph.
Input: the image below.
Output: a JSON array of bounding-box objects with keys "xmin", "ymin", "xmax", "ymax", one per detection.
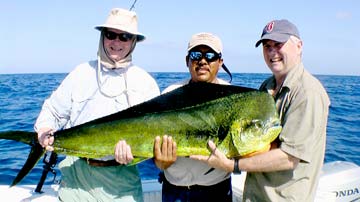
[{"xmin": 11, "ymin": 143, "xmax": 45, "ymax": 187}]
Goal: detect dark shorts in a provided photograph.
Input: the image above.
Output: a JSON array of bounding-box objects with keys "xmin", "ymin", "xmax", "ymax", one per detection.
[{"xmin": 159, "ymin": 172, "xmax": 232, "ymax": 202}]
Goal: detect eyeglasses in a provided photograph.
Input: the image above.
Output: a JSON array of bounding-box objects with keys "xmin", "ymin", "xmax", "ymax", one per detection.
[
  {"xmin": 104, "ymin": 30, "xmax": 134, "ymax": 42},
  {"xmin": 188, "ymin": 51, "xmax": 222, "ymax": 62}
]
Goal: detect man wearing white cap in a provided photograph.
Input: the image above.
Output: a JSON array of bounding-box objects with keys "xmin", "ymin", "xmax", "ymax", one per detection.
[
  {"xmin": 190, "ymin": 19, "xmax": 330, "ymax": 202},
  {"xmin": 153, "ymin": 32, "xmax": 233, "ymax": 202},
  {"xmin": 35, "ymin": 8, "xmax": 160, "ymax": 201}
]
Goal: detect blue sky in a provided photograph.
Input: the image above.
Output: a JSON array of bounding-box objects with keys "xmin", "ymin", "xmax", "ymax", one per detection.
[{"xmin": 1, "ymin": 0, "xmax": 359, "ymax": 75}]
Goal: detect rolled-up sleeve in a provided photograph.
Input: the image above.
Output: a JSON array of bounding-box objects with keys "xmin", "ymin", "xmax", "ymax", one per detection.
[{"xmin": 280, "ymin": 89, "xmax": 328, "ymax": 163}]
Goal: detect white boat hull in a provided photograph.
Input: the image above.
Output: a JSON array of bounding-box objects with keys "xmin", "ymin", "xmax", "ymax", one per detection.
[{"xmin": 1, "ymin": 161, "xmax": 359, "ymax": 202}]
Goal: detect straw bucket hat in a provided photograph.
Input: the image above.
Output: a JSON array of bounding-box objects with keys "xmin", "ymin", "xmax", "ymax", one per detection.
[{"xmin": 95, "ymin": 8, "xmax": 146, "ymax": 42}]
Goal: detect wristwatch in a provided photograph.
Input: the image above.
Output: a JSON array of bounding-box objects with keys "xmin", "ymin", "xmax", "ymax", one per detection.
[{"xmin": 233, "ymin": 159, "xmax": 241, "ymax": 174}]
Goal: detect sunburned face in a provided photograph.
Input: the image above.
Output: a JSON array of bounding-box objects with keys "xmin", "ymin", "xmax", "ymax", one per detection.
[
  {"xmin": 186, "ymin": 45, "xmax": 223, "ymax": 83},
  {"xmin": 103, "ymin": 28, "xmax": 135, "ymax": 62},
  {"xmin": 262, "ymin": 37, "xmax": 302, "ymax": 78}
]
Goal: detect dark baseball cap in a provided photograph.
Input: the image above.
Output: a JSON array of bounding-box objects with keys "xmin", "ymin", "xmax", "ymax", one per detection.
[{"xmin": 255, "ymin": 19, "xmax": 300, "ymax": 47}]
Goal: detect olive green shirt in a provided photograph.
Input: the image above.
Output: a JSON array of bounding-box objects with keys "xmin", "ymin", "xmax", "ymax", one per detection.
[{"xmin": 243, "ymin": 63, "xmax": 330, "ymax": 202}]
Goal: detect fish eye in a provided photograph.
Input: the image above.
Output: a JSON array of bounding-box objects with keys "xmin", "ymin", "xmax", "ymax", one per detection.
[{"xmin": 251, "ymin": 120, "xmax": 262, "ymax": 128}]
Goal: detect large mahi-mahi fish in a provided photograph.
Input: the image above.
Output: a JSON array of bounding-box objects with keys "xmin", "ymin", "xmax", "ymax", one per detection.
[{"xmin": 0, "ymin": 82, "xmax": 281, "ymax": 186}]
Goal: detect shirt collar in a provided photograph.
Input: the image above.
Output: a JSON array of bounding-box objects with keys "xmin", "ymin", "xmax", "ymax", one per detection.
[
  {"xmin": 282, "ymin": 62, "xmax": 304, "ymax": 90},
  {"xmin": 262, "ymin": 63, "xmax": 304, "ymax": 95}
]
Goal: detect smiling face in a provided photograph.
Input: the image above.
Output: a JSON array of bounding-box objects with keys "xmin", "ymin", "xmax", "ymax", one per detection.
[
  {"xmin": 262, "ymin": 36, "xmax": 303, "ymax": 79},
  {"xmin": 103, "ymin": 28, "xmax": 135, "ymax": 62},
  {"xmin": 186, "ymin": 45, "xmax": 223, "ymax": 83}
]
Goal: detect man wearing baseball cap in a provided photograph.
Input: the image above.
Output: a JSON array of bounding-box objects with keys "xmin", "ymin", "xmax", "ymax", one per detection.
[
  {"xmin": 153, "ymin": 32, "xmax": 233, "ymax": 202},
  {"xmin": 189, "ymin": 19, "xmax": 330, "ymax": 201}
]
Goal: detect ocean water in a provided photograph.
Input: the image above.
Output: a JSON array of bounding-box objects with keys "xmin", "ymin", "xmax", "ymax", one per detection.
[{"xmin": 0, "ymin": 72, "xmax": 359, "ymax": 186}]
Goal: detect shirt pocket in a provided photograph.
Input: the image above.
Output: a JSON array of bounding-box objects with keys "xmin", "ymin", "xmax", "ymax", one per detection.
[{"xmin": 68, "ymin": 88, "xmax": 98, "ymax": 127}]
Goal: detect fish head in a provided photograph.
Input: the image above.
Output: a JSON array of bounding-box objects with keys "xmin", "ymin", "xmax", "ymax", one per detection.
[{"xmin": 226, "ymin": 114, "xmax": 282, "ymax": 158}]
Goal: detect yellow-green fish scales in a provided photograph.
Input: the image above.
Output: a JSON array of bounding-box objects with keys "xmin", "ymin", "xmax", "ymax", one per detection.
[{"xmin": 0, "ymin": 82, "xmax": 281, "ymax": 186}]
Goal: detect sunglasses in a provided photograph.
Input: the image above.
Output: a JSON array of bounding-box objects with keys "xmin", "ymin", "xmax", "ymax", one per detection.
[
  {"xmin": 188, "ymin": 51, "xmax": 222, "ymax": 62},
  {"xmin": 104, "ymin": 30, "xmax": 134, "ymax": 42}
]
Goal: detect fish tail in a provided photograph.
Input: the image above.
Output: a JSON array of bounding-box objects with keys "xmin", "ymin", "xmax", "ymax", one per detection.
[
  {"xmin": 0, "ymin": 131, "xmax": 36, "ymax": 145},
  {"xmin": 0, "ymin": 130, "xmax": 45, "ymax": 186},
  {"xmin": 11, "ymin": 142, "xmax": 45, "ymax": 187}
]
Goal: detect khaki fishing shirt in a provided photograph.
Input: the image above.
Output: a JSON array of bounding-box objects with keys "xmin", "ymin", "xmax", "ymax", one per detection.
[{"xmin": 243, "ymin": 63, "xmax": 330, "ymax": 202}]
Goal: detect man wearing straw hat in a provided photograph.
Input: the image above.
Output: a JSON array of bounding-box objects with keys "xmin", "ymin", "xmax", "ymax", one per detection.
[{"xmin": 35, "ymin": 8, "xmax": 160, "ymax": 201}]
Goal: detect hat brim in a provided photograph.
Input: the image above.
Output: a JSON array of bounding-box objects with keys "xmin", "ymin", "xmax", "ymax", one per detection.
[
  {"xmin": 95, "ymin": 25, "xmax": 146, "ymax": 42},
  {"xmin": 255, "ymin": 33, "xmax": 290, "ymax": 47}
]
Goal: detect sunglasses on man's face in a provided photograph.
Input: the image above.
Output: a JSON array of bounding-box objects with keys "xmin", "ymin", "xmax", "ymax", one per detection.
[
  {"xmin": 188, "ymin": 51, "xmax": 222, "ymax": 62},
  {"xmin": 104, "ymin": 30, "xmax": 134, "ymax": 42}
]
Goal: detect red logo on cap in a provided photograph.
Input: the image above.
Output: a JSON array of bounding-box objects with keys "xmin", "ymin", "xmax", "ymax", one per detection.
[{"xmin": 266, "ymin": 21, "xmax": 274, "ymax": 33}]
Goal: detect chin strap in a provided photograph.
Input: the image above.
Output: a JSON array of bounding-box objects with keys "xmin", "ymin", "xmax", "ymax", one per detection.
[{"xmin": 222, "ymin": 64, "xmax": 232, "ymax": 83}]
